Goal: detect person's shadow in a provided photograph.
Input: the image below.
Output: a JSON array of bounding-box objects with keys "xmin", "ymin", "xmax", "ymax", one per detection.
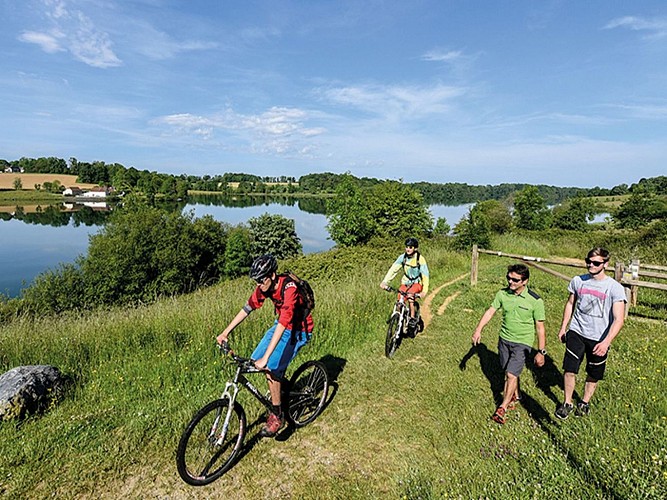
[
  {"xmin": 525, "ymin": 353, "xmax": 566, "ymax": 406},
  {"xmin": 459, "ymin": 343, "xmax": 571, "ymax": 411},
  {"xmin": 459, "ymin": 343, "xmax": 504, "ymax": 406}
]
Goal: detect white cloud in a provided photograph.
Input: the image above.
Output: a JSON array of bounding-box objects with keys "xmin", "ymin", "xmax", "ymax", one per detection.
[
  {"xmin": 322, "ymin": 83, "xmax": 466, "ymax": 120},
  {"xmin": 604, "ymin": 16, "xmax": 667, "ymax": 39},
  {"xmin": 606, "ymin": 103, "xmax": 667, "ymax": 119},
  {"xmin": 129, "ymin": 21, "xmax": 218, "ymax": 60},
  {"xmin": 18, "ymin": 0, "xmax": 122, "ymax": 68},
  {"xmin": 153, "ymin": 106, "xmax": 326, "ymax": 157},
  {"xmin": 18, "ymin": 31, "xmax": 64, "ymax": 53},
  {"xmin": 421, "ymin": 49, "xmax": 463, "ymax": 62}
]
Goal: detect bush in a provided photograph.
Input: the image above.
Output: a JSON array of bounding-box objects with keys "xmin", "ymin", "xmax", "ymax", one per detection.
[
  {"xmin": 224, "ymin": 226, "xmax": 252, "ymax": 278},
  {"xmin": 326, "ymin": 177, "xmax": 433, "ymax": 246},
  {"xmin": 326, "ymin": 175, "xmax": 375, "ymax": 246},
  {"xmin": 248, "ymin": 213, "xmax": 302, "ymax": 259}
]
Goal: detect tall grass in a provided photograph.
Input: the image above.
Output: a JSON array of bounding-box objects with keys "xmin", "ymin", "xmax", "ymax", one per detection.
[{"xmin": 0, "ymin": 237, "xmax": 665, "ymax": 498}]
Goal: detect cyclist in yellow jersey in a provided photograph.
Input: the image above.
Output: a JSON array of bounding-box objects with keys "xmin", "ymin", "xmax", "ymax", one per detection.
[{"xmin": 380, "ymin": 237, "xmax": 430, "ymax": 331}]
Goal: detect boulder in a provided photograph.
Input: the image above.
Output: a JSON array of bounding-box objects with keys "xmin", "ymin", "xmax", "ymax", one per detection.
[{"xmin": 0, "ymin": 365, "xmax": 67, "ymax": 421}]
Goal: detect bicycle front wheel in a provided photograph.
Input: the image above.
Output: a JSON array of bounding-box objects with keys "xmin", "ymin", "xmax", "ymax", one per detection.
[
  {"xmin": 287, "ymin": 360, "xmax": 330, "ymax": 427},
  {"xmin": 176, "ymin": 397, "xmax": 246, "ymax": 486},
  {"xmin": 385, "ymin": 313, "xmax": 401, "ymax": 358}
]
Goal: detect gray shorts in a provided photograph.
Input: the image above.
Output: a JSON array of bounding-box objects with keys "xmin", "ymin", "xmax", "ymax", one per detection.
[{"xmin": 498, "ymin": 337, "xmax": 532, "ymax": 377}]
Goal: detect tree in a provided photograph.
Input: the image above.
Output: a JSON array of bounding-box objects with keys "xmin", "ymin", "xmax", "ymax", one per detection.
[
  {"xmin": 552, "ymin": 197, "xmax": 597, "ymax": 230},
  {"xmin": 453, "ymin": 208, "xmax": 491, "ymax": 250},
  {"xmin": 433, "ymin": 217, "xmax": 451, "ymax": 237},
  {"xmin": 82, "ymin": 198, "xmax": 230, "ymax": 305},
  {"xmin": 513, "ymin": 186, "xmax": 551, "ymax": 230},
  {"xmin": 367, "ymin": 181, "xmax": 433, "ymax": 238},
  {"xmin": 326, "ymin": 175, "xmax": 375, "ymax": 246},
  {"xmin": 474, "ymin": 200, "xmax": 512, "ymax": 234},
  {"xmin": 613, "ymin": 191, "xmax": 667, "ymax": 229},
  {"xmin": 248, "ymin": 213, "xmax": 302, "ymax": 259},
  {"xmin": 13, "ymin": 177, "xmax": 22, "ymax": 190},
  {"xmin": 224, "ymin": 226, "xmax": 252, "ymax": 278}
]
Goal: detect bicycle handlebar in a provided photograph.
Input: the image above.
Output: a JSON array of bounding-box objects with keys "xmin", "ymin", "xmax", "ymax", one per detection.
[{"xmin": 218, "ymin": 341, "xmax": 266, "ymax": 373}]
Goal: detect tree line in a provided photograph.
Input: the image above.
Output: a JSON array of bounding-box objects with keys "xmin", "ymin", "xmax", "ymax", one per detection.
[{"xmin": 9, "ymin": 156, "xmax": 664, "ymax": 205}]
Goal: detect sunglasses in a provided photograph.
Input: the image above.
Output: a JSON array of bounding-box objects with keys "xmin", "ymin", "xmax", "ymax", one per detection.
[
  {"xmin": 254, "ymin": 276, "xmax": 271, "ymax": 284},
  {"xmin": 506, "ymin": 275, "xmax": 523, "ymax": 283},
  {"xmin": 585, "ymin": 258, "xmax": 607, "ymax": 267}
]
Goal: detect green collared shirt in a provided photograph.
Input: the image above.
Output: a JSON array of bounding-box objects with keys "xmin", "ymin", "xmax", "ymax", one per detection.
[{"xmin": 491, "ymin": 287, "xmax": 545, "ymax": 346}]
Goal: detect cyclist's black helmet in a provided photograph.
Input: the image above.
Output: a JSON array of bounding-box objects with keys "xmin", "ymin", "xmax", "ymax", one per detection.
[
  {"xmin": 405, "ymin": 237, "xmax": 419, "ymax": 248},
  {"xmin": 249, "ymin": 254, "xmax": 277, "ymax": 282}
]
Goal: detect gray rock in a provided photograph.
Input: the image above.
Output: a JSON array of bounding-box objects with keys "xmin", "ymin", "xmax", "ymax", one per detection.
[{"xmin": 0, "ymin": 365, "xmax": 67, "ymax": 421}]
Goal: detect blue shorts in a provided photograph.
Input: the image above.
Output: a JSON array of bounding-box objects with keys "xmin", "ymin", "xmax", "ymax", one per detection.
[{"xmin": 251, "ymin": 320, "xmax": 312, "ymax": 377}]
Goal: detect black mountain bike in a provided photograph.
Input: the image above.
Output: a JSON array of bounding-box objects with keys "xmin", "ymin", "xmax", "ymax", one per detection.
[
  {"xmin": 176, "ymin": 342, "xmax": 330, "ymax": 486},
  {"xmin": 384, "ymin": 287, "xmax": 423, "ymax": 358}
]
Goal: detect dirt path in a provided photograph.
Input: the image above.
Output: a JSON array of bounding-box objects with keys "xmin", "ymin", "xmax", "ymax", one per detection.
[{"xmin": 421, "ymin": 273, "xmax": 468, "ymax": 329}]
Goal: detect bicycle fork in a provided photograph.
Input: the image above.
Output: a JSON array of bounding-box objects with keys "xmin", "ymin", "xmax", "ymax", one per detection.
[{"xmin": 212, "ymin": 381, "xmax": 239, "ymax": 446}]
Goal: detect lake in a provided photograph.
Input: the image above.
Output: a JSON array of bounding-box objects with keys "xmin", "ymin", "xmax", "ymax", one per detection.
[{"xmin": 0, "ymin": 200, "xmax": 472, "ymax": 298}]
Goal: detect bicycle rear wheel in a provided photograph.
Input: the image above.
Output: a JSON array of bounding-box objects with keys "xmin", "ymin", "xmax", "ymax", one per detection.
[
  {"xmin": 176, "ymin": 397, "xmax": 246, "ymax": 486},
  {"xmin": 286, "ymin": 360, "xmax": 329, "ymax": 427},
  {"xmin": 385, "ymin": 314, "xmax": 401, "ymax": 358}
]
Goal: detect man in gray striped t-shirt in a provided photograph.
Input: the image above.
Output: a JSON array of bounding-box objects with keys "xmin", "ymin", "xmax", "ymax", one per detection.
[{"xmin": 555, "ymin": 247, "xmax": 626, "ymax": 420}]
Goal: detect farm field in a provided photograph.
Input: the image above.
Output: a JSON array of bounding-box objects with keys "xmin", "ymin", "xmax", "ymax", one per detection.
[{"xmin": 0, "ymin": 173, "xmax": 97, "ymax": 191}]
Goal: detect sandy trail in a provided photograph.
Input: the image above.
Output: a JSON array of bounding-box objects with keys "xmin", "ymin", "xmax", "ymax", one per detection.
[{"xmin": 420, "ymin": 273, "xmax": 468, "ymax": 329}]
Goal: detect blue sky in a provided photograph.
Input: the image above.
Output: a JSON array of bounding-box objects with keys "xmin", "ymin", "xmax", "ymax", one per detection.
[{"xmin": 1, "ymin": 0, "xmax": 666, "ymax": 188}]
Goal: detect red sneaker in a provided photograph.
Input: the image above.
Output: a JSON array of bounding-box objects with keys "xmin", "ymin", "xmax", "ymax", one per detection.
[
  {"xmin": 260, "ymin": 412, "xmax": 284, "ymax": 437},
  {"xmin": 507, "ymin": 394, "xmax": 521, "ymax": 411},
  {"xmin": 491, "ymin": 407, "xmax": 506, "ymax": 425}
]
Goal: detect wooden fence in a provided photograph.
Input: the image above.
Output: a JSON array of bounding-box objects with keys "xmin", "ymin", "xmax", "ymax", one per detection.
[{"xmin": 470, "ymin": 245, "xmax": 667, "ymax": 317}]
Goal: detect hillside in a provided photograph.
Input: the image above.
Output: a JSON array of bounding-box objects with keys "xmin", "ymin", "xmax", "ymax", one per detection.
[{"xmin": 0, "ymin": 240, "xmax": 665, "ymax": 499}]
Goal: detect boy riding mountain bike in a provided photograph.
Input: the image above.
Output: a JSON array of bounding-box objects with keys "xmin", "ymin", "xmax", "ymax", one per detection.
[
  {"xmin": 216, "ymin": 254, "xmax": 313, "ymax": 437},
  {"xmin": 380, "ymin": 237, "xmax": 430, "ymax": 334}
]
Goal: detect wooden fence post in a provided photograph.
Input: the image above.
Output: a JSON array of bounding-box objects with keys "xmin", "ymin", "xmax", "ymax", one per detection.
[
  {"xmin": 471, "ymin": 244, "xmax": 478, "ymax": 286},
  {"xmin": 616, "ymin": 262, "xmax": 630, "ymax": 318},
  {"xmin": 630, "ymin": 259, "xmax": 640, "ymax": 307},
  {"xmin": 614, "ymin": 262, "xmax": 623, "ymax": 282}
]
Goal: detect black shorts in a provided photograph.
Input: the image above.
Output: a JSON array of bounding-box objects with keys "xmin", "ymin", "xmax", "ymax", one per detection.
[{"xmin": 562, "ymin": 330, "xmax": 608, "ymax": 381}]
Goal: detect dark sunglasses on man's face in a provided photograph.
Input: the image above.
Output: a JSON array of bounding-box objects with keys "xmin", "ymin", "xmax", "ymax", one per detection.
[
  {"xmin": 585, "ymin": 258, "xmax": 607, "ymax": 267},
  {"xmin": 506, "ymin": 275, "xmax": 523, "ymax": 283}
]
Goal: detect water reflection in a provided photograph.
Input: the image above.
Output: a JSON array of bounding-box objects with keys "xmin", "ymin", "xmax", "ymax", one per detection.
[
  {"xmin": 186, "ymin": 193, "xmax": 328, "ymax": 214},
  {"xmin": 0, "ymin": 202, "xmax": 112, "ymax": 227}
]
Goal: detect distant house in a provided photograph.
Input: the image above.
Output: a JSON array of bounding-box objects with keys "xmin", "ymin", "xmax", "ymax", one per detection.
[
  {"xmin": 3, "ymin": 166, "xmax": 23, "ymax": 173},
  {"xmin": 63, "ymin": 187, "xmax": 84, "ymax": 196},
  {"xmin": 81, "ymin": 186, "xmax": 113, "ymax": 199}
]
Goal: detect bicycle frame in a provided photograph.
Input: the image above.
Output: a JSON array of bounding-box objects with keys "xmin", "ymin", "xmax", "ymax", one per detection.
[
  {"xmin": 390, "ymin": 295, "xmax": 409, "ymax": 334},
  {"xmin": 387, "ymin": 287, "xmax": 418, "ymax": 335},
  {"xmin": 215, "ymin": 358, "xmax": 278, "ymax": 445}
]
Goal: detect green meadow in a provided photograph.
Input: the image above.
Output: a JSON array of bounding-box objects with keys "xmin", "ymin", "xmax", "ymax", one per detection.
[{"xmin": 0, "ymin": 237, "xmax": 665, "ymax": 499}]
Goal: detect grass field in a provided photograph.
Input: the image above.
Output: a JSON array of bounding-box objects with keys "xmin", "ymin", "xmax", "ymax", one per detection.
[{"xmin": 0, "ymin": 240, "xmax": 665, "ymax": 499}]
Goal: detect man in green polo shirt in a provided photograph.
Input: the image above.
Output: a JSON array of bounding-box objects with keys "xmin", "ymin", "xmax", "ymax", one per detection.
[{"xmin": 472, "ymin": 263, "xmax": 547, "ymax": 425}]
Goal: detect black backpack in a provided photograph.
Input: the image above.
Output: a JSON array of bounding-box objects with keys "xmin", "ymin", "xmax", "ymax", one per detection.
[{"xmin": 279, "ymin": 272, "xmax": 315, "ymax": 316}]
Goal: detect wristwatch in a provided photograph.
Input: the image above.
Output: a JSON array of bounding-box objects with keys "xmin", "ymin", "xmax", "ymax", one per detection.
[{"xmin": 537, "ymin": 348, "xmax": 547, "ymax": 355}]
